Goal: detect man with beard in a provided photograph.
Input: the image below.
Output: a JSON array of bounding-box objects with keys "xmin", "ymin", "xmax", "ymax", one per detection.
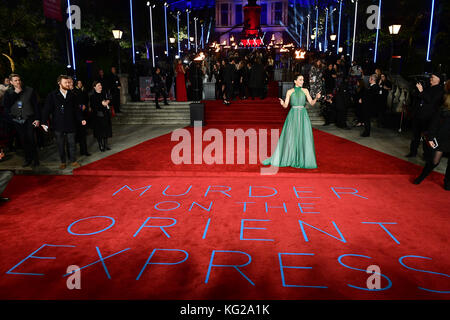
[{"xmin": 41, "ymin": 75, "xmax": 87, "ymax": 169}]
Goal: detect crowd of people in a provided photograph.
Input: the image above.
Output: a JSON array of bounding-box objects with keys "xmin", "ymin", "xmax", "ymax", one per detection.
[
  {"xmin": 0, "ymin": 47, "xmax": 448, "ymax": 191},
  {"xmin": 0, "ymin": 67, "xmax": 121, "ymax": 170}
]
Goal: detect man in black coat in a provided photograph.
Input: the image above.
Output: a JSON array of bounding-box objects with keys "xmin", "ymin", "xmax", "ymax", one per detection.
[
  {"xmin": 360, "ymin": 74, "xmax": 379, "ymax": 137},
  {"xmin": 335, "ymin": 82, "xmax": 351, "ymax": 129},
  {"xmin": 107, "ymin": 67, "xmax": 122, "ymax": 114},
  {"xmin": 41, "ymin": 75, "xmax": 86, "ymax": 169},
  {"xmin": 153, "ymin": 67, "xmax": 169, "ymax": 109},
  {"xmin": 72, "ymin": 79, "xmax": 90, "ymax": 156},
  {"xmin": 221, "ymin": 59, "xmax": 234, "ymax": 105},
  {"xmin": 406, "ymin": 72, "xmax": 444, "ymax": 159},
  {"xmin": 189, "ymin": 61, "xmax": 204, "ymax": 103},
  {"xmin": 249, "ymin": 59, "xmax": 265, "ymax": 100},
  {"xmin": 2, "ymin": 74, "xmax": 41, "ymax": 167}
]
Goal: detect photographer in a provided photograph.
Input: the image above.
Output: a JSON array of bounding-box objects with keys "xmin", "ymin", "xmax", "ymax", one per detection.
[
  {"xmin": 406, "ymin": 72, "xmax": 444, "ymax": 159},
  {"xmin": 413, "ymin": 79, "xmax": 450, "ymax": 190}
]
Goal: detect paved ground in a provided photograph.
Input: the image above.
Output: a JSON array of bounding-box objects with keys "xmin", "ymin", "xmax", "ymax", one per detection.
[{"xmin": 0, "ymin": 121, "xmax": 446, "ymax": 175}]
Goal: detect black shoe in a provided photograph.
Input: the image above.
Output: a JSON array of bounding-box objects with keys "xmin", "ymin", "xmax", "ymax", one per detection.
[
  {"xmin": 405, "ymin": 153, "xmax": 417, "ymax": 158},
  {"xmin": 22, "ymin": 160, "xmax": 32, "ymax": 167},
  {"xmin": 444, "ymin": 184, "xmax": 450, "ymax": 191},
  {"xmin": 83, "ymin": 153, "xmax": 91, "ymax": 156},
  {"xmin": 413, "ymin": 177, "xmax": 422, "ymax": 185},
  {"xmin": 156, "ymin": 105, "xmax": 161, "ymax": 109},
  {"xmin": 361, "ymin": 133, "xmax": 370, "ymax": 137},
  {"xmin": 164, "ymin": 102, "xmax": 169, "ymax": 105},
  {"xmin": 343, "ymin": 126, "xmax": 352, "ymax": 130},
  {"xmin": 105, "ymin": 146, "xmax": 111, "ymax": 151},
  {"xmin": 0, "ymin": 197, "xmax": 9, "ymax": 202}
]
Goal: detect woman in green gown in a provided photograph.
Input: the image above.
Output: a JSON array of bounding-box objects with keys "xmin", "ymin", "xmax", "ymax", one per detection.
[{"xmin": 263, "ymin": 74, "xmax": 321, "ymax": 169}]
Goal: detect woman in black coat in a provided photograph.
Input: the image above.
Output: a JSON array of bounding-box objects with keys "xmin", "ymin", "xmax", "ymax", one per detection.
[
  {"xmin": 353, "ymin": 79, "xmax": 366, "ymax": 127},
  {"xmin": 90, "ymin": 81, "xmax": 112, "ymax": 152},
  {"xmin": 414, "ymin": 80, "xmax": 450, "ymax": 190}
]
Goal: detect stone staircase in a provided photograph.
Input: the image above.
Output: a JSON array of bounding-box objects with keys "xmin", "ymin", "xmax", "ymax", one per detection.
[
  {"xmin": 113, "ymin": 100, "xmax": 355, "ymax": 127},
  {"xmin": 306, "ymin": 103, "xmax": 356, "ymax": 126},
  {"xmin": 113, "ymin": 101, "xmax": 191, "ymax": 125}
]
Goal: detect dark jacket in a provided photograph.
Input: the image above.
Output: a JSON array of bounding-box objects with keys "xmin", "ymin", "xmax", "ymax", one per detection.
[
  {"xmin": 426, "ymin": 107, "xmax": 450, "ymax": 152},
  {"xmin": 42, "ymin": 89, "xmax": 83, "ymax": 133},
  {"xmin": 222, "ymin": 63, "xmax": 235, "ymax": 84},
  {"xmin": 363, "ymin": 83, "xmax": 379, "ymax": 116},
  {"xmin": 90, "ymin": 91, "xmax": 112, "ymax": 138},
  {"xmin": 152, "ymin": 73, "xmax": 166, "ymax": 92},
  {"xmin": 415, "ymin": 84, "xmax": 444, "ymax": 121},
  {"xmin": 2, "ymin": 86, "xmax": 40, "ymax": 122},
  {"xmin": 249, "ymin": 63, "xmax": 265, "ymax": 88},
  {"xmin": 107, "ymin": 74, "xmax": 121, "ymax": 93}
]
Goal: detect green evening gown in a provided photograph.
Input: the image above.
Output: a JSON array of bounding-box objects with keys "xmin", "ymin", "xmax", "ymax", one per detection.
[{"xmin": 262, "ymin": 86, "xmax": 317, "ymax": 169}]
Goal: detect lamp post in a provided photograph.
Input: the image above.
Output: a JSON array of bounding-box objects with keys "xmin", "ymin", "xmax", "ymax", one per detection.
[
  {"xmin": 187, "ymin": 9, "xmax": 190, "ymax": 50},
  {"xmin": 146, "ymin": 2, "xmax": 155, "ymax": 68},
  {"xmin": 426, "ymin": 0, "xmax": 435, "ymax": 62},
  {"xmin": 324, "ymin": 8, "xmax": 328, "ymax": 52},
  {"xmin": 374, "ymin": 0, "xmax": 382, "ymax": 63},
  {"xmin": 164, "ymin": 2, "xmax": 169, "ymax": 57},
  {"xmin": 351, "ymin": 0, "xmax": 358, "ymax": 62},
  {"xmin": 129, "ymin": 0, "xmax": 136, "ymax": 64},
  {"xmin": 389, "ymin": 24, "xmax": 401, "ymax": 73},
  {"xmin": 315, "ymin": 6, "xmax": 318, "ymax": 49},
  {"xmin": 337, "ymin": 0, "xmax": 342, "ymax": 55},
  {"xmin": 194, "ymin": 17, "xmax": 198, "ymax": 52},
  {"xmin": 67, "ymin": 0, "xmax": 76, "ymax": 76},
  {"xmin": 112, "ymin": 29, "xmax": 123, "ymax": 74},
  {"xmin": 306, "ymin": 14, "xmax": 310, "ymax": 50},
  {"xmin": 177, "ymin": 11, "xmax": 181, "ymax": 57}
]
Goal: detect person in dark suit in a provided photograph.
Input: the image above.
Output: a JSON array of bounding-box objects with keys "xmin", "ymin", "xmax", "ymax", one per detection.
[
  {"xmin": 413, "ymin": 79, "xmax": 450, "ymax": 190},
  {"xmin": 107, "ymin": 67, "xmax": 122, "ymax": 114},
  {"xmin": 249, "ymin": 58, "xmax": 265, "ymax": 100},
  {"xmin": 90, "ymin": 81, "xmax": 113, "ymax": 152},
  {"xmin": 189, "ymin": 61, "xmax": 203, "ymax": 103},
  {"xmin": 2, "ymin": 74, "xmax": 41, "ymax": 167},
  {"xmin": 72, "ymin": 80, "xmax": 90, "ymax": 156},
  {"xmin": 221, "ymin": 59, "xmax": 234, "ymax": 105},
  {"xmin": 360, "ymin": 74, "xmax": 379, "ymax": 137},
  {"xmin": 41, "ymin": 75, "xmax": 86, "ymax": 169},
  {"xmin": 377, "ymin": 73, "xmax": 392, "ymax": 127},
  {"xmin": 335, "ymin": 81, "xmax": 351, "ymax": 129},
  {"xmin": 406, "ymin": 72, "xmax": 444, "ymax": 159},
  {"xmin": 153, "ymin": 67, "xmax": 169, "ymax": 109}
]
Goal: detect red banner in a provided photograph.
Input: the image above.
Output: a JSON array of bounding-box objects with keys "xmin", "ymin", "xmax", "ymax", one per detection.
[{"xmin": 43, "ymin": 0, "xmax": 62, "ymax": 22}]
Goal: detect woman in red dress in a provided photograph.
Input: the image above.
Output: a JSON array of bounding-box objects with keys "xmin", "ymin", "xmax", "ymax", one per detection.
[{"xmin": 175, "ymin": 59, "xmax": 187, "ymax": 101}]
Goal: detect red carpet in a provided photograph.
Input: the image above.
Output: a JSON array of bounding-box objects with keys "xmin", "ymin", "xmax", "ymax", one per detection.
[{"xmin": 0, "ymin": 97, "xmax": 448, "ymax": 300}]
